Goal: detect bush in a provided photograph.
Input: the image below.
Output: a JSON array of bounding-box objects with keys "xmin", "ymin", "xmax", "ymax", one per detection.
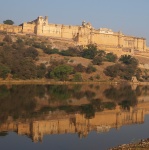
[
  {"xmin": 104, "ymin": 63, "xmax": 138, "ymax": 80},
  {"xmin": 86, "ymin": 64, "xmax": 96, "ymax": 74},
  {"xmin": 95, "ymin": 74, "xmax": 100, "ymax": 79},
  {"xmin": 82, "ymin": 44, "xmax": 98, "ymax": 59},
  {"xmin": 37, "ymin": 64, "xmax": 46, "ymax": 78},
  {"xmin": 104, "ymin": 64, "xmax": 121, "ymax": 77},
  {"xmin": 74, "ymin": 63, "xmax": 86, "ymax": 72},
  {"xmin": 44, "ymin": 48, "xmax": 59, "ymax": 54},
  {"xmin": 73, "ymin": 73, "xmax": 83, "ymax": 82},
  {"xmin": 0, "ymin": 64, "xmax": 11, "ymax": 79},
  {"xmin": 119, "ymin": 55, "xmax": 138, "ymax": 67},
  {"xmin": 23, "ymin": 47, "xmax": 38, "ymax": 60},
  {"xmin": 92, "ymin": 56, "xmax": 103, "ymax": 65},
  {"xmin": 106, "ymin": 52, "xmax": 117, "ymax": 62},
  {"xmin": 50, "ymin": 65, "xmax": 73, "ymax": 81}
]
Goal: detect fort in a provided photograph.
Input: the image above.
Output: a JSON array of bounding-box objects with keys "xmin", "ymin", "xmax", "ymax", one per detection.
[{"xmin": 0, "ymin": 16, "xmax": 148, "ymax": 52}]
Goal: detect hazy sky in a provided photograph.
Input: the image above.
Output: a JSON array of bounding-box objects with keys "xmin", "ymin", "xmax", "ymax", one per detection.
[{"xmin": 0, "ymin": 0, "xmax": 149, "ymax": 45}]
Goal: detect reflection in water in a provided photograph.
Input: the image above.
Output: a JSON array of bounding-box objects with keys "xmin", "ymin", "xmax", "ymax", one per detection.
[{"xmin": 0, "ymin": 84, "xmax": 149, "ymax": 144}]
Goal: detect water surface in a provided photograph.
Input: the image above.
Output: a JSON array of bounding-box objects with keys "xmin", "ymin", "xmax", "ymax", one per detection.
[{"xmin": 0, "ymin": 84, "xmax": 149, "ymax": 150}]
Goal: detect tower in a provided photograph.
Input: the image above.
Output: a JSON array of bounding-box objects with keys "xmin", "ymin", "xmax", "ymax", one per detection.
[{"xmin": 36, "ymin": 16, "xmax": 49, "ymax": 35}]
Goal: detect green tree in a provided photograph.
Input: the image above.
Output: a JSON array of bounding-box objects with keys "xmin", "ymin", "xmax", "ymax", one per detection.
[
  {"xmin": 106, "ymin": 52, "xmax": 117, "ymax": 62},
  {"xmin": 119, "ymin": 55, "xmax": 138, "ymax": 67},
  {"xmin": 50, "ymin": 65, "xmax": 73, "ymax": 81},
  {"xmin": 3, "ymin": 20, "xmax": 14, "ymax": 25},
  {"xmin": 82, "ymin": 44, "xmax": 98, "ymax": 59}
]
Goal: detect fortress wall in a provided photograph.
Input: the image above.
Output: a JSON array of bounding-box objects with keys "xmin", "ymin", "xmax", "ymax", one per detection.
[
  {"xmin": 123, "ymin": 36, "xmax": 136, "ymax": 49},
  {"xmin": 134, "ymin": 38, "xmax": 138, "ymax": 49},
  {"xmin": 36, "ymin": 23, "xmax": 79, "ymax": 39},
  {"xmin": 77, "ymin": 27, "xmax": 91, "ymax": 45},
  {"xmin": 122, "ymin": 36, "xmax": 145, "ymax": 51},
  {"xmin": 79, "ymin": 27, "xmax": 90, "ymax": 35},
  {"xmin": 78, "ymin": 35, "xmax": 89, "ymax": 45},
  {"xmin": 93, "ymin": 33, "xmax": 119, "ymax": 46},
  {"xmin": 22, "ymin": 23, "xmax": 36, "ymax": 34},
  {"xmin": 48, "ymin": 24, "xmax": 62, "ymax": 37},
  {"xmin": 0, "ymin": 16, "xmax": 147, "ymax": 52},
  {"xmin": 138, "ymin": 38, "xmax": 145, "ymax": 51},
  {"xmin": 36, "ymin": 24, "xmax": 62, "ymax": 37},
  {"xmin": 0, "ymin": 24, "xmax": 22, "ymax": 33},
  {"xmin": 61, "ymin": 25, "xmax": 78, "ymax": 39}
]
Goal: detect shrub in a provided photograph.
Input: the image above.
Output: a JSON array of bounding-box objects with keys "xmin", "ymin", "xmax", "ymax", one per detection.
[
  {"xmin": 72, "ymin": 73, "xmax": 83, "ymax": 82},
  {"xmin": 92, "ymin": 56, "xmax": 103, "ymax": 65},
  {"xmin": 37, "ymin": 63, "xmax": 46, "ymax": 78},
  {"xmin": 86, "ymin": 64, "xmax": 96, "ymax": 74},
  {"xmin": 0, "ymin": 64, "xmax": 11, "ymax": 79},
  {"xmin": 81, "ymin": 44, "xmax": 98, "ymax": 59},
  {"xmin": 104, "ymin": 64, "xmax": 121, "ymax": 77},
  {"xmin": 119, "ymin": 55, "xmax": 138, "ymax": 67},
  {"xmin": 95, "ymin": 74, "xmax": 100, "ymax": 79},
  {"xmin": 50, "ymin": 65, "xmax": 73, "ymax": 81},
  {"xmin": 74, "ymin": 63, "xmax": 86, "ymax": 72},
  {"xmin": 23, "ymin": 47, "xmax": 38, "ymax": 60},
  {"xmin": 44, "ymin": 48, "xmax": 59, "ymax": 54},
  {"xmin": 106, "ymin": 52, "xmax": 117, "ymax": 62}
]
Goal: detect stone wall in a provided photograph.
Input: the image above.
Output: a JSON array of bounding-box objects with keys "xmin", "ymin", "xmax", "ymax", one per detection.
[
  {"xmin": 0, "ymin": 16, "xmax": 147, "ymax": 52},
  {"xmin": 0, "ymin": 24, "xmax": 22, "ymax": 33}
]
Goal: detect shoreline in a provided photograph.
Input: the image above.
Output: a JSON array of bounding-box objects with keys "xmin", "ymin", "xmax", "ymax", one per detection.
[
  {"xmin": 0, "ymin": 79, "xmax": 149, "ymax": 85},
  {"xmin": 109, "ymin": 138, "xmax": 149, "ymax": 150}
]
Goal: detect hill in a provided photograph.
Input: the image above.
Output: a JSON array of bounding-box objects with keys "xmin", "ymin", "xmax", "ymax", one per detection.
[{"xmin": 0, "ymin": 32, "xmax": 149, "ymax": 83}]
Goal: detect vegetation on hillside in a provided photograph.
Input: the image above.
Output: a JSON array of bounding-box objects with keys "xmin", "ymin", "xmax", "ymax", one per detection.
[{"xmin": 0, "ymin": 33, "xmax": 145, "ymax": 82}]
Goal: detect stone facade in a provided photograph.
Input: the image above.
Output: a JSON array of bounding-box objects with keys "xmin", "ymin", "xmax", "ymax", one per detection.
[{"xmin": 0, "ymin": 16, "xmax": 147, "ymax": 51}]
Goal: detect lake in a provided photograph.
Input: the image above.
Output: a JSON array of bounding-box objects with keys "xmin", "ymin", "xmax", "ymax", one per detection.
[{"xmin": 0, "ymin": 84, "xmax": 149, "ymax": 150}]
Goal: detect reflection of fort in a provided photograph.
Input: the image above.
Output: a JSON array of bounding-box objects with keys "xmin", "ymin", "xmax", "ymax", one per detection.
[{"xmin": 0, "ymin": 107, "xmax": 145, "ymax": 142}]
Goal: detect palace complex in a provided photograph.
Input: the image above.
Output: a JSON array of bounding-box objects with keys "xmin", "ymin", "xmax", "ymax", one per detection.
[{"xmin": 0, "ymin": 16, "xmax": 148, "ymax": 51}]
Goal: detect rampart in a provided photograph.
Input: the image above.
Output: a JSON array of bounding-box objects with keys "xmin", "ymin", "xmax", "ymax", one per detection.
[{"xmin": 0, "ymin": 16, "xmax": 147, "ymax": 51}]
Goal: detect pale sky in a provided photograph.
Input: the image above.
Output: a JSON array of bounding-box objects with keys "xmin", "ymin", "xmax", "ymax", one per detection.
[{"xmin": 0, "ymin": 0, "xmax": 149, "ymax": 45}]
